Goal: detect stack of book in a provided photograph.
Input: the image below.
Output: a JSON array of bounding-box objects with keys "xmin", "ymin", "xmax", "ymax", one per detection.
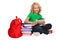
[{"xmin": 21, "ymin": 23, "xmax": 32, "ymax": 36}]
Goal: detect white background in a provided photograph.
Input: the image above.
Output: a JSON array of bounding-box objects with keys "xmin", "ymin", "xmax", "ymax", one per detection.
[{"xmin": 0, "ymin": 0, "xmax": 60, "ymax": 40}]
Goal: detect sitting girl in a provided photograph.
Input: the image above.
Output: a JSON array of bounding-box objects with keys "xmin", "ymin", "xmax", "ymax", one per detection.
[{"xmin": 24, "ymin": 2, "xmax": 52, "ymax": 35}]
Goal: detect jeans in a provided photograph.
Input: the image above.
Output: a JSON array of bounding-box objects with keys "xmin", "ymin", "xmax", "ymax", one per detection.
[{"xmin": 31, "ymin": 23, "xmax": 52, "ymax": 34}]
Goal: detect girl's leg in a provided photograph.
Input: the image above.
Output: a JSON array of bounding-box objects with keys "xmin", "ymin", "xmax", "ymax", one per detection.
[
  {"xmin": 42, "ymin": 23, "xmax": 52, "ymax": 34},
  {"xmin": 43, "ymin": 23, "xmax": 52, "ymax": 30},
  {"xmin": 31, "ymin": 24, "xmax": 43, "ymax": 34}
]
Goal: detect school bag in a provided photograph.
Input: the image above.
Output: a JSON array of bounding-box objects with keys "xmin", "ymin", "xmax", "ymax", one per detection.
[{"xmin": 8, "ymin": 16, "xmax": 22, "ymax": 38}]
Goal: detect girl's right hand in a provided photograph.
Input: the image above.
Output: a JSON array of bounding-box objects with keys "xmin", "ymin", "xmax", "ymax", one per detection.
[{"xmin": 31, "ymin": 22, "xmax": 37, "ymax": 26}]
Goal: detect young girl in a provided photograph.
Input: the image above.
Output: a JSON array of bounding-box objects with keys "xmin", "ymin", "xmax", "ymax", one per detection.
[{"xmin": 24, "ymin": 2, "xmax": 52, "ymax": 34}]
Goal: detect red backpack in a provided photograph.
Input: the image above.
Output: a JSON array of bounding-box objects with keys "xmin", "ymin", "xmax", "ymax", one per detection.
[{"xmin": 8, "ymin": 16, "xmax": 22, "ymax": 38}]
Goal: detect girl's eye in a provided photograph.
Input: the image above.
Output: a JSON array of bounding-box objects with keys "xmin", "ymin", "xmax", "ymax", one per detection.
[{"xmin": 34, "ymin": 8, "xmax": 38, "ymax": 9}]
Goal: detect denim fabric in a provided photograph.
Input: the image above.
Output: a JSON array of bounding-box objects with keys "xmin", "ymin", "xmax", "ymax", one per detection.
[{"xmin": 31, "ymin": 23, "xmax": 52, "ymax": 34}]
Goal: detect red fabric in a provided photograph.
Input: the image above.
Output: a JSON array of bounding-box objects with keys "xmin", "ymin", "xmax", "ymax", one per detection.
[{"xmin": 8, "ymin": 16, "xmax": 22, "ymax": 38}]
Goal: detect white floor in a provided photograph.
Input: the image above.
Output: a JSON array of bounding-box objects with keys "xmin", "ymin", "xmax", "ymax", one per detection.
[
  {"xmin": 0, "ymin": 33, "xmax": 58, "ymax": 40},
  {"xmin": 0, "ymin": 0, "xmax": 60, "ymax": 40}
]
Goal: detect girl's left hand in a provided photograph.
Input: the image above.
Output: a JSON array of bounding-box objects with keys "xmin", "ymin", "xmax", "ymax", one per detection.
[{"xmin": 42, "ymin": 21, "xmax": 46, "ymax": 26}]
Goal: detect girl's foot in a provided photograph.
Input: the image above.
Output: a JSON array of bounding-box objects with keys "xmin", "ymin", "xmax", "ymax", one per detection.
[
  {"xmin": 33, "ymin": 32, "xmax": 40, "ymax": 36},
  {"xmin": 48, "ymin": 30, "xmax": 53, "ymax": 34}
]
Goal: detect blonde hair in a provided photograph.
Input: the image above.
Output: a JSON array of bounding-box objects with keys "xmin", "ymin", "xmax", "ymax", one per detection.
[{"xmin": 31, "ymin": 2, "xmax": 41, "ymax": 13}]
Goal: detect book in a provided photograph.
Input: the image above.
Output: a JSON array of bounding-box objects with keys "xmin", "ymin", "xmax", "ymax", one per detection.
[
  {"xmin": 23, "ymin": 23, "xmax": 32, "ymax": 27},
  {"xmin": 23, "ymin": 26, "xmax": 32, "ymax": 28},
  {"xmin": 21, "ymin": 28, "xmax": 32, "ymax": 30}
]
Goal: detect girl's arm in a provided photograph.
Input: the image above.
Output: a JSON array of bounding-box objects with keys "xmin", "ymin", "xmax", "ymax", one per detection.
[
  {"xmin": 24, "ymin": 18, "xmax": 32, "ymax": 23},
  {"xmin": 24, "ymin": 18, "xmax": 37, "ymax": 26}
]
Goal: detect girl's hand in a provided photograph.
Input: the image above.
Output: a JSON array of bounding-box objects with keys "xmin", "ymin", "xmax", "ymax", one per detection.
[
  {"xmin": 31, "ymin": 22, "xmax": 37, "ymax": 26},
  {"xmin": 42, "ymin": 21, "xmax": 46, "ymax": 26}
]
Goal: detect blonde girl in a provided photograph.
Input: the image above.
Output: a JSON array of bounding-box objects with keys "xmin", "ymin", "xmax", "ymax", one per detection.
[{"xmin": 25, "ymin": 2, "xmax": 52, "ymax": 34}]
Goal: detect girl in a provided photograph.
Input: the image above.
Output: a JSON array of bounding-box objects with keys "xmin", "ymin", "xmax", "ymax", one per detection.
[{"xmin": 24, "ymin": 2, "xmax": 52, "ymax": 34}]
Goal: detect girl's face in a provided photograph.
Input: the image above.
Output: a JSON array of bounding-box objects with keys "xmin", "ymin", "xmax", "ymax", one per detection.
[{"xmin": 33, "ymin": 5, "xmax": 39, "ymax": 14}]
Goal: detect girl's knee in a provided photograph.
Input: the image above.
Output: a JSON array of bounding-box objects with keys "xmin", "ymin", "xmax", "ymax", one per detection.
[
  {"xmin": 46, "ymin": 23, "xmax": 52, "ymax": 29},
  {"xmin": 47, "ymin": 23, "xmax": 52, "ymax": 26}
]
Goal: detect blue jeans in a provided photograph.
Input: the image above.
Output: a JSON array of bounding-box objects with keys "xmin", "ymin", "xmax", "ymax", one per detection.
[{"xmin": 31, "ymin": 23, "xmax": 52, "ymax": 34}]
